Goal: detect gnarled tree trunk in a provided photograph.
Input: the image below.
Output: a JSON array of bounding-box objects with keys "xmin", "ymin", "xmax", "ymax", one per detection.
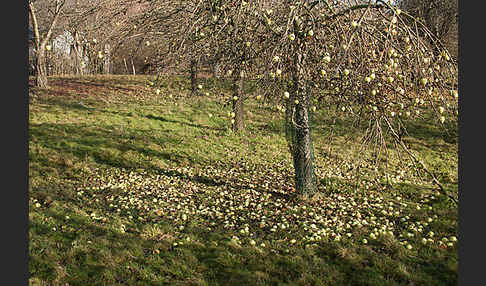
[
  {"xmin": 72, "ymin": 31, "xmax": 84, "ymax": 76},
  {"xmin": 35, "ymin": 50, "xmax": 49, "ymax": 88},
  {"xmin": 286, "ymin": 34, "xmax": 317, "ymax": 195}
]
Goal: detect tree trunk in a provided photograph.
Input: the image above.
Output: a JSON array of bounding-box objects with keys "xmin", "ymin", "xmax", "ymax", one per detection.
[
  {"xmin": 286, "ymin": 39, "xmax": 317, "ymax": 195},
  {"xmin": 72, "ymin": 31, "xmax": 84, "ymax": 76},
  {"xmin": 232, "ymin": 69, "xmax": 245, "ymax": 132},
  {"xmin": 190, "ymin": 59, "xmax": 199, "ymax": 96},
  {"xmin": 123, "ymin": 58, "xmax": 129, "ymax": 74},
  {"xmin": 131, "ymin": 58, "xmax": 136, "ymax": 75},
  {"xmin": 212, "ymin": 59, "xmax": 220, "ymax": 78},
  {"xmin": 103, "ymin": 44, "xmax": 111, "ymax": 74},
  {"xmin": 35, "ymin": 50, "xmax": 49, "ymax": 88}
]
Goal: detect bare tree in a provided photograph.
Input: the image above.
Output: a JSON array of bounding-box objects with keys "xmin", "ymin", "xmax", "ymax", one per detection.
[
  {"xmin": 29, "ymin": 0, "xmax": 66, "ymax": 87},
  {"xmin": 397, "ymin": 0, "xmax": 458, "ymax": 59}
]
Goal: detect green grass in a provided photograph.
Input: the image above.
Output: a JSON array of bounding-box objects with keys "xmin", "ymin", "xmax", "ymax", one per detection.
[{"xmin": 29, "ymin": 74, "xmax": 458, "ymax": 285}]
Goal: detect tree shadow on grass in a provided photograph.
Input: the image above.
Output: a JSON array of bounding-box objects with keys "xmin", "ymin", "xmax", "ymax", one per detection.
[
  {"xmin": 403, "ymin": 120, "xmax": 457, "ymax": 146},
  {"xmin": 35, "ymin": 95, "xmax": 99, "ymax": 111},
  {"xmin": 29, "ymin": 126, "xmax": 457, "ymax": 285},
  {"xmin": 29, "ymin": 207, "xmax": 167, "ymax": 285},
  {"xmin": 50, "ymin": 77, "xmax": 143, "ymax": 93},
  {"xmin": 29, "ymin": 120, "xmax": 295, "ymax": 202},
  {"xmin": 29, "ymin": 121, "xmax": 224, "ymax": 189},
  {"xmin": 145, "ymin": 114, "xmax": 225, "ymax": 132},
  {"xmin": 30, "ymin": 122, "xmax": 184, "ymax": 163},
  {"xmin": 29, "ymin": 202, "xmax": 458, "ymax": 286}
]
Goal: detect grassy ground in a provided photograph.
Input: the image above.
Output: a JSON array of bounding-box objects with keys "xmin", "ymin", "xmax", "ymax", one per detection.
[{"xmin": 29, "ymin": 74, "xmax": 458, "ymax": 286}]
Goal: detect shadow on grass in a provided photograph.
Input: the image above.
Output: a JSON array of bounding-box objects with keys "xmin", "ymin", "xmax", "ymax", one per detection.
[
  {"xmin": 35, "ymin": 95, "xmax": 99, "ymax": 111},
  {"xmin": 145, "ymin": 114, "xmax": 225, "ymax": 131},
  {"xmin": 29, "ymin": 199, "xmax": 458, "ymax": 286},
  {"xmin": 30, "ymin": 206, "xmax": 172, "ymax": 285},
  {"xmin": 403, "ymin": 120, "xmax": 457, "ymax": 145},
  {"xmin": 30, "ymin": 120, "xmax": 296, "ymax": 203},
  {"xmin": 30, "ymin": 122, "xmax": 182, "ymax": 163},
  {"xmin": 50, "ymin": 75, "xmax": 149, "ymax": 90},
  {"xmin": 67, "ymin": 79, "xmax": 139, "ymax": 93},
  {"xmin": 29, "ymin": 122, "xmax": 224, "ymax": 189}
]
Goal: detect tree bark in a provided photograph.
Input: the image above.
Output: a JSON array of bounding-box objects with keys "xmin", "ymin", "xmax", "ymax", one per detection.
[
  {"xmin": 131, "ymin": 58, "xmax": 136, "ymax": 75},
  {"xmin": 190, "ymin": 58, "xmax": 199, "ymax": 96},
  {"xmin": 123, "ymin": 58, "xmax": 129, "ymax": 74},
  {"xmin": 103, "ymin": 44, "xmax": 111, "ymax": 74},
  {"xmin": 287, "ymin": 37, "xmax": 317, "ymax": 195},
  {"xmin": 212, "ymin": 59, "xmax": 220, "ymax": 78},
  {"xmin": 35, "ymin": 51, "xmax": 49, "ymax": 88},
  {"xmin": 232, "ymin": 69, "xmax": 245, "ymax": 132},
  {"xmin": 72, "ymin": 31, "xmax": 84, "ymax": 76}
]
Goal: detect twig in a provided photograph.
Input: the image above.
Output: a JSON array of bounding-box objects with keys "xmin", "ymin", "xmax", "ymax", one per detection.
[{"xmin": 383, "ymin": 117, "xmax": 457, "ymax": 205}]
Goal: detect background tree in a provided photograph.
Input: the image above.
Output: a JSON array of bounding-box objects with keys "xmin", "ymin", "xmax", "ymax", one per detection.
[
  {"xmin": 397, "ymin": 0, "xmax": 458, "ymax": 59},
  {"xmin": 29, "ymin": 0, "xmax": 66, "ymax": 87},
  {"xmin": 203, "ymin": 1, "xmax": 269, "ymax": 132},
  {"xmin": 66, "ymin": 0, "xmax": 139, "ymax": 75},
  {"xmin": 126, "ymin": 1, "xmax": 213, "ymax": 94},
  {"xmin": 29, "ymin": 0, "xmax": 140, "ymax": 78}
]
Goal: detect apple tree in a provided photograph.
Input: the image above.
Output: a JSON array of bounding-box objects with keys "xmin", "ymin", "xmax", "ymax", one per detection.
[
  {"xmin": 202, "ymin": 0, "xmax": 270, "ymax": 132},
  {"xmin": 241, "ymin": 0, "xmax": 457, "ymax": 197},
  {"xmin": 127, "ymin": 0, "xmax": 459, "ymax": 200},
  {"xmin": 127, "ymin": 0, "xmax": 220, "ymax": 95}
]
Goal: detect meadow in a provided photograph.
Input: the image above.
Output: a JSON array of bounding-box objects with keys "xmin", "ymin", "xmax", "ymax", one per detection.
[{"xmin": 29, "ymin": 74, "xmax": 458, "ymax": 286}]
